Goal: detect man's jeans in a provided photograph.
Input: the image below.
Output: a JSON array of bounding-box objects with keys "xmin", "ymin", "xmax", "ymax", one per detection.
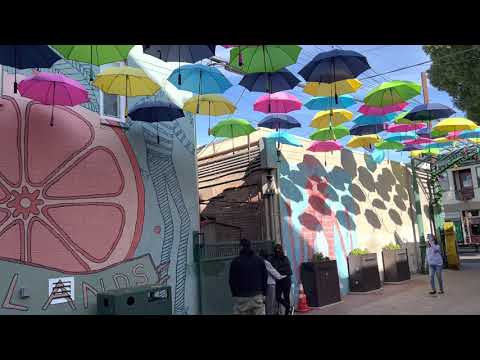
[
  {"xmin": 429, "ymin": 264, "xmax": 444, "ymax": 292},
  {"xmin": 233, "ymin": 294, "xmax": 266, "ymax": 315}
]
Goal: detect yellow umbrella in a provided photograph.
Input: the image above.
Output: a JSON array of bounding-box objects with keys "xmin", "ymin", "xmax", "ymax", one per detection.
[
  {"xmin": 434, "ymin": 137, "xmax": 452, "ymax": 143},
  {"xmin": 310, "ymin": 109, "xmax": 353, "ymax": 129},
  {"xmin": 469, "ymin": 138, "xmax": 480, "ymax": 144},
  {"xmin": 303, "ymin": 79, "xmax": 362, "ymax": 96},
  {"xmin": 93, "ymin": 66, "xmax": 161, "ymax": 117},
  {"xmin": 346, "ymin": 134, "xmax": 381, "ymax": 148},
  {"xmin": 432, "ymin": 118, "xmax": 479, "ymax": 133},
  {"xmin": 411, "ymin": 148, "xmax": 440, "ymax": 158}
]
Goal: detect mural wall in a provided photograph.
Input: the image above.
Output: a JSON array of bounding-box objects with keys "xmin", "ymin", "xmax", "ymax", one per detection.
[{"xmin": 0, "ymin": 57, "xmax": 199, "ymax": 314}]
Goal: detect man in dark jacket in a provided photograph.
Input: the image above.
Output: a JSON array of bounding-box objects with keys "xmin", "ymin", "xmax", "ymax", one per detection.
[
  {"xmin": 229, "ymin": 239, "xmax": 268, "ymax": 315},
  {"xmin": 269, "ymin": 243, "xmax": 293, "ymax": 315}
]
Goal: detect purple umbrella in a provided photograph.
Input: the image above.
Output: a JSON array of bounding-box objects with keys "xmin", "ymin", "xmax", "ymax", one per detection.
[{"xmin": 18, "ymin": 72, "xmax": 89, "ymax": 126}]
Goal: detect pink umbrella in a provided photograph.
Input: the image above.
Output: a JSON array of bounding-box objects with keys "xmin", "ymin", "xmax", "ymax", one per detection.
[
  {"xmin": 359, "ymin": 102, "xmax": 408, "ymax": 116},
  {"xmin": 386, "ymin": 123, "xmax": 426, "ymax": 133},
  {"xmin": 18, "ymin": 72, "xmax": 88, "ymax": 126},
  {"xmin": 254, "ymin": 92, "xmax": 302, "ymax": 114},
  {"xmin": 403, "ymin": 137, "xmax": 433, "ymax": 145},
  {"xmin": 447, "ymin": 130, "xmax": 463, "ymax": 140},
  {"xmin": 307, "ymin": 140, "xmax": 343, "ymax": 152}
]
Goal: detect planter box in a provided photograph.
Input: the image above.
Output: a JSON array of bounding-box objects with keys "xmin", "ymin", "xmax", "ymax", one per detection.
[
  {"xmin": 382, "ymin": 249, "xmax": 411, "ymax": 283},
  {"xmin": 347, "ymin": 254, "xmax": 381, "ymax": 293},
  {"xmin": 300, "ymin": 260, "xmax": 341, "ymax": 308}
]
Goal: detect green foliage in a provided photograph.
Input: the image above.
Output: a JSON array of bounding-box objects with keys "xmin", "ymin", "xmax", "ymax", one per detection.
[
  {"xmin": 312, "ymin": 252, "xmax": 330, "ymax": 262},
  {"xmin": 383, "ymin": 242, "xmax": 401, "ymax": 250},
  {"xmin": 423, "ymin": 45, "xmax": 480, "ymax": 122},
  {"xmin": 350, "ymin": 248, "xmax": 369, "ymax": 256}
]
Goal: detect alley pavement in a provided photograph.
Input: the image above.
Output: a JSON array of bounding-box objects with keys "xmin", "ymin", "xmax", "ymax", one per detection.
[{"xmin": 302, "ymin": 251, "xmax": 480, "ymax": 315}]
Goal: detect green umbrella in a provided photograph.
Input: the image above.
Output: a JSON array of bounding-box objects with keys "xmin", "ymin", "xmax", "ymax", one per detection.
[
  {"xmin": 309, "ymin": 125, "xmax": 350, "ymax": 141},
  {"xmin": 364, "ymin": 80, "xmax": 421, "ymax": 107},
  {"xmin": 375, "ymin": 140, "xmax": 403, "ymax": 150},
  {"xmin": 228, "ymin": 45, "xmax": 301, "ymax": 74},
  {"xmin": 52, "ymin": 45, "xmax": 134, "ymax": 81},
  {"xmin": 211, "ymin": 118, "xmax": 256, "ymax": 153}
]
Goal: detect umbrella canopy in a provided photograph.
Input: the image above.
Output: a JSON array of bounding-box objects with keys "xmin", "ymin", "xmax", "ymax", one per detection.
[
  {"xmin": 416, "ymin": 127, "xmax": 447, "ymax": 139},
  {"xmin": 371, "ymin": 149, "xmax": 385, "ymax": 163},
  {"xmin": 469, "ymin": 138, "xmax": 480, "ymax": 144},
  {"xmin": 434, "ymin": 137, "xmax": 456, "ymax": 143},
  {"xmin": 307, "ymin": 140, "xmax": 343, "ymax": 152},
  {"xmin": 303, "ymin": 79, "xmax": 362, "ymax": 96},
  {"xmin": 403, "ymin": 137, "xmax": 433, "ymax": 145},
  {"xmin": 0, "ymin": 45, "xmax": 61, "ymax": 93},
  {"xmin": 383, "ymin": 133, "xmax": 417, "ymax": 142},
  {"xmin": 253, "ymin": 92, "xmax": 302, "ymax": 113},
  {"xmin": 401, "ymin": 144, "xmax": 423, "ymax": 152},
  {"xmin": 168, "ymin": 64, "xmax": 232, "ymax": 94},
  {"xmin": 346, "ymin": 134, "xmax": 381, "ymax": 148},
  {"xmin": 309, "ymin": 126, "xmax": 350, "ymax": 141},
  {"xmin": 432, "ymin": 118, "xmax": 479, "ymax": 133},
  {"xmin": 358, "ymin": 102, "xmax": 408, "ymax": 116},
  {"xmin": 228, "ymin": 45, "xmax": 301, "ymax": 74},
  {"xmin": 18, "ymin": 71, "xmax": 88, "ymax": 126},
  {"xmin": 210, "ymin": 118, "xmax": 255, "ymax": 138},
  {"xmin": 404, "ymin": 102, "xmax": 455, "ymax": 121},
  {"xmin": 265, "ymin": 132, "xmax": 302, "ymax": 147},
  {"xmin": 393, "ymin": 111, "xmax": 414, "ymax": 124},
  {"xmin": 386, "ymin": 123, "xmax": 426, "ymax": 133},
  {"xmin": 298, "ymin": 49, "xmax": 370, "ymax": 83},
  {"xmin": 375, "ymin": 141, "xmax": 403, "ymax": 151},
  {"xmin": 458, "ymin": 129, "xmax": 480, "ymax": 139},
  {"xmin": 349, "ymin": 123, "xmax": 385, "ymax": 136},
  {"xmin": 258, "ymin": 114, "xmax": 301, "ymax": 130},
  {"xmin": 353, "ymin": 114, "xmax": 395, "ymax": 126},
  {"xmin": 424, "ymin": 142, "xmax": 453, "ymax": 149},
  {"xmin": 304, "ymin": 95, "xmax": 355, "ymax": 110},
  {"xmin": 364, "ymin": 80, "xmax": 421, "ymax": 107},
  {"xmin": 239, "ymin": 68, "xmax": 300, "ymax": 93},
  {"xmin": 446, "ymin": 131, "xmax": 463, "ymax": 140},
  {"xmin": 183, "ymin": 94, "xmax": 236, "ymax": 115},
  {"xmin": 310, "ymin": 109, "xmax": 353, "ymax": 128},
  {"xmin": 52, "ymin": 45, "xmax": 134, "ymax": 81},
  {"xmin": 411, "ymin": 148, "xmax": 441, "ymax": 157}
]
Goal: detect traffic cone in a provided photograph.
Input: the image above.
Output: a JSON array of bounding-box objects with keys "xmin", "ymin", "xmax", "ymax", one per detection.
[{"xmin": 295, "ymin": 283, "xmax": 310, "ymax": 313}]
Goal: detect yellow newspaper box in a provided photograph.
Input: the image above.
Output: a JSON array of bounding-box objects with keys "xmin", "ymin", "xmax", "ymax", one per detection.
[{"xmin": 444, "ymin": 222, "xmax": 460, "ymax": 269}]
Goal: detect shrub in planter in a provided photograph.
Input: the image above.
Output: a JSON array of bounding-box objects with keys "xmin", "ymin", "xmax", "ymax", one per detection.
[
  {"xmin": 347, "ymin": 248, "xmax": 381, "ymax": 292},
  {"xmin": 382, "ymin": 244, "xmax": 410, "ymax": 283},
  {"xmin": 300, "ymin": 252, "xmax": 341, "ymax": 307}
]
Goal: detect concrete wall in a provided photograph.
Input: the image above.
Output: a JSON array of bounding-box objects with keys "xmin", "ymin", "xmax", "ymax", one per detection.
[{"xmin": 0, "ymin": 48, "xmax": 200, "ymax": 314}]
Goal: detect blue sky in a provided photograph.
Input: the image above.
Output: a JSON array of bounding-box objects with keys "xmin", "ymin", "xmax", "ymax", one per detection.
[{"xmin": 195, "ymin": 45, "xmax": 464, "ymax": 163}]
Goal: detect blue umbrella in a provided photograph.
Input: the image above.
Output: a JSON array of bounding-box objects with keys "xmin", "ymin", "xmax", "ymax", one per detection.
[
  {"xmin": 458, "ymin": 129, "xmax": 480, "ymax": 139},
  {"xmin": 353, "ymin": 114, "xmax": 396, "ymax": 126},
  {"xmin": 349, "ymin": 123, "xmax": 385, "ymax": 136},
  {"xmin": 304, "ymin": 95, "xmax": 356, "ymax": 110},
  {"xmin": 384, "ymin": 132, "xmax": 417, "ymax": 142},
  {"xmin": 258, "ymin": 114, "xmax": 301, "ymax": 130},
  {"xmin": 404, "ymin": 103, "xmax": 455, "ymax": 121},
  {"xmin": 416, "ymin": 127, "xmax": 446, "ymax": 139},
  {"xmin": 239, "ymin": 68, "xmax": 300, "ymax": 93},
  {"xmin": 265, "ymin": 132, "xmax": 302, "ymax": 147},
  {"xmin": 371, "ymin": 149, "xmax": 385, "ymax": 163},
  {"xmin": 0, "ymin": 45, "xmax": 61, "ymax": 93},
  {"xmin": 129, "ymin": 99, "xmax": 185, "ymax": 143},
  {"xmin": 168, "ymin": 64, "xmax": 232, "ymax": 94}
]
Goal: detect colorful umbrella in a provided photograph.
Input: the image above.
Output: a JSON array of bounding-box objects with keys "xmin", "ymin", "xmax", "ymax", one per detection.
[
  {"xmin": 424, "ymin": 142, "xmax": 453, "ymax": 149},
  {"xmin": 468, "ymin": 138, "xmax": 480, "ymax": 144},
  {"xmin": 346, "ymin": 134, "xmax": 381, "ymax": 148},
  {"xmin": 411, "ymin": 148, "xmax": 440, "ymax": 157},
  {"xmin": 458, "ymin": 129, "xmax": 480, "ymax": 139},
  {"xmin": 353, "ymin": 114, "xmax": 395, "ymax": 126},
  {"xmin": 364, "ymin": 80, "xmax": 421, "ymax": 107},
  {"xmin": 404, "ymin": 103, "xmax": 455, "ymax": 121},
  {"xmin": 253, "ymin": 92, "xmax": 302, "ymax": 113},
  {"xmin": 303, "ymin": 79, "xmax": 362, "ymax": 96},
  {"xmin": 304, "ymin": 95, "xmax": 355, "ymax": 110},
  {"xmin": 403, "ymin": 137, "xmax": 433, "ymax": 145},
  {"xmin": 265, "ymin": 132, "xmax": 302, "ymax": 147},
  {"xmin": 447, "ymin": 131, "xmax": 464, "ymax": 141},
  {"xmin": 371, "ymin": 149, "xmax": 385, "ymax": 163},
  {"xmin": 309, "ymin": 125, "xmax": 350, "ymax": 141},
  {"xmin": 0, "ymin": 45, "xmax": 61, "ymax": 93},
  {"xmin": 239, "ymin": 68, "xmax": 300, "ymax": 93},
  {"xmin": 434, "ymin": 137, "xmax": 456, "ymax": 143},
  {"xmin": 375, "ymin": 141, "xmax": 403, "ymax": 151},
  {"xmin": 93, "ymin": 66, "xmax": 160, "ymax": 117},
  {"xmin": 228, "ymin": 45, "xmax": 301, "ymax": 74},
  {"xmin": 183, "ymin": 94, "xmax": 236, "ymax": 132},
  {"xmin": 383, "ymin": 133, "xmax": 417, "ymax": 142},
  {"xmin": 416, "ymin": 127, "xmax": 447, "ymax": 139},
  {"xmin": 211, "ymin": 118, "xmax": 256, "ymax": 153},
  {"xmin": 52, "ymin": 45, "xmax": 134, "ymax": 81},
  {"xmin": 358, "ymin": 102, "xmax": 408, "ymax": 116},
  {"xmin": 307, "ymin": 140, "xmax": 343, "ymax": 152},
  {"xmin": 349, "ymin": 123, "xmax": 385, "ymax": 136},
  {"xmin": 432, "ymin": 118, "xmax": 479, "ymax": 132},
  {"xmin": 393, "ymin": 111, "xmax": 414, "ymax": 124},
  {"xmin": 386, "ymin": 123, "xmax": 426, "ymax": 133},
  {"xmin": 18, "ymin": 71, "xmax": 88, "ymax": 126},
  {"xmin": 221, "ymin": 45, "xmax": 257, "ymax": 66},
  {"xmin": 168, "ymin": 64, "xmax": 232, "ymax": 95},
  {"xmin": 401, "ymin": 144, "xmax": 422, "ymax": 152},
  {"xmin": 258, "ymin": 114, "xmax": 301, "ymax": 130},
  {"xmin": 310, "ymin": 109, "xmax": 353, "ymax": 128}
]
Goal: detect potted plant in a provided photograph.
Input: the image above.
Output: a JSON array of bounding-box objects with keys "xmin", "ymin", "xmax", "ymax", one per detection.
[
  {"xmin": 382, "ymin": 243, "xmax": 411, "ymax": 283},
  {"xmin": 300, "ymin": 252, "xmax": 341, "ymax": 308},
  {"xmin": 347, "ymin": 248, "xmax": 381, "ymax": 293}
]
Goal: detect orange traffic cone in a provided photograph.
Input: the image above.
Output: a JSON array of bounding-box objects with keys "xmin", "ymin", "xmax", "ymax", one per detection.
[{"xmin": 295, "ymin": 283, "xmax": 310, "ymax": 313}]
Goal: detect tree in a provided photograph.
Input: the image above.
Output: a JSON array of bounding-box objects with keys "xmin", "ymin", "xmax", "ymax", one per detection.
[{"xmin": 423, "ymin": 45, "xmax": 480, "ymax": 122}]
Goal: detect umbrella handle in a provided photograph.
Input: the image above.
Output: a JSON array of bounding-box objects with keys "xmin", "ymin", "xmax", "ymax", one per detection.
[
  {"xmin": 13, "ymin": 48, "xmax": 17, "ymax": 93},
  {"xmin": 90, "ymin": 45, "xmax": 94, "ymax": 82},
  {"xmin": 178, "ymin": 52, "xmax": 182, "ymax": 85},
  {"xmin": 239, "ymin": 46, "xmax": 243, "ymax": 67},
  {"xmin": 50, "ymin": 82, "xmax": 56, "ymax": 127}
]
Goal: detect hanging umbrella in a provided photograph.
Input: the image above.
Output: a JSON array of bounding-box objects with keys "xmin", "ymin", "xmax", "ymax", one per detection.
[
  {"xmin": 303, "ymin": 79, "xmax": 362, "ymax": 96},
  {"xmin": 393, "ymin": 111, "xmax": 414, "ymax": 124},
  {"xmin": 404, "ymin": 103, "xmax": 455, "ymax": 121},
  {"xmin": 432, "ymin": 118, "xmax": 478, "ymax": 132},
  {"xmin": 416, "ymin": 127, "xmax": 447, "ymax": 139},
  {"xmin": 309, "ymin": 125, "xmax": 350, "ymax": 141},
  {"xmin": 310, "ymin": 109, "xmax": 353, "ymax": 128},
  {"xmin": 468, "ymin": 138, "xmax": 480, "ymax": 144},
  {"xmin": 93, "ymin": 66, "xmax": 160, "ymax": 118},
  {"xmin": 386, "ymin": 123, "xmax": 426, "ymax": 133},
  {"xmin": 349, "ymin": 123, "xmax": 385, "ymax": 136},
  {"xmin": 424, "ymin": 142, "xmax": 453, "ymax": 149},
  {"xmin": 258, "ymin": 114, "xmax": 301, "ymax": 131},
  {"xmin": 434, "ymin": 137, "xmax": 457, "ymax": 144},
  {"xmin": 51, "ymin": 45, "xmax": 134, "ymax": 81},
  {"xmin": 168, "ymin": 64, "xmax": 232, "ymax": 95},
  {"xmin": 364, "ymin": 80, "xmax": 421, "ymax": 107},
  {"xmin": 18, "ymin": 72, "xmax": 88, "ymax": 126},
  {"xmin": 304, "ymin": 95, "xmax": 355, "ymax": 110},
  {"xmin": 183, "ymin": 94, "xmax": 236, "ymax": 132},
  {"xmin": 254, "ymin": 92, "xmax": 302, "ymax": 113},
  {"xmin": 358, "ymin": 102, "xmax": 408, "ymax": 116},
  {"xmin": 307, "ymin": 140, "xmax": 343, "ymax": 152},
  {"xmin": 401, "ymin": 144, "xmax": 423, "ymax": 152},
  {"xmin": 458, "ymin": 129, "xmax": 480, "ymax": 139},
  {"xmin": 403, "ymin": 137, "xmax": 433, "ymax": 145},
  {"xmin": 265, "ymin": 132, "xmax": 302, "ymax": 147},
  {"xmin": 239, "ymin": 68, "xmax": 300, "ymax": 93},
  {"xmin": 210, "ymin": 118, "xmax": 255, "ymax": 153},
  {"xmin": 375, "ymin": 141, "xmax": 403, "ymax": 151},
  {"xmin": 383, "ymin": 133, "xmax": 417, "ymax": 142},
  {"xmin": 0, "ymin": 45, "xmax": 61, "ymax": 93},
  {"xmin": 446, "ymin": 131, "xmax": 464, "ymax": 141},
  {"xmin": 353, "ymin": 114, "xmax": 395, "ymax": 126},
  {"xmin": 347, "ymin": 134, "xmax": 381, "ymax": 148},
  {"xmin": 129, "ymin": 99, "xmax": 185, "ymax": 143},
  {"xmin": 411, "ymin": 148, "xmax": 441, "ymax": 157},
  {"xmin": 228, "ymin": 45, "xmax": 301, "ymax": 74},
  {"xmin": 142, "ymin": 45, "xmax": 216, "ymax": 85},
  {"xmin": 371, "ymin": 149, "xmax": 385, "ymax": 163},
  {"xmin": 221, "ymin": 45, "xmax": 257, "ymax": 66}
]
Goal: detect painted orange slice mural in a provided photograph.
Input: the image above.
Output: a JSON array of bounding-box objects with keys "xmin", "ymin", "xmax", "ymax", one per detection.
[{"xmin": 0, "ymin": 96, "xmax": 145, "ymax": 273}]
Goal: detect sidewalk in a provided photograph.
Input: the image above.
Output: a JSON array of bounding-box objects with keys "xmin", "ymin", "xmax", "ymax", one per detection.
[{"xmin": 301, "ymin": 255, "xmax": 480, "ymax": 315}]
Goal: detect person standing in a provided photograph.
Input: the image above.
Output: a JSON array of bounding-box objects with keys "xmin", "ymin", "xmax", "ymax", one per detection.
[
  {"xmin": 427, "ymin": 234, "xmax": 444, "ymax": 295},
  {"xmin": 229, "ymin": 239, "xmax": 268, "ymax": 315},
  {"xmin": 259, "ymin": 249, "xmax": 286, "ymax": 315},
  {"xmin": 270, "ymin": 244, "xmax": 294, "ymax": 315}
]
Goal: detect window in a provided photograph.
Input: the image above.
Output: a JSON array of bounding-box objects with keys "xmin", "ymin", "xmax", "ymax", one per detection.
[
  {"xmin": 460, "ymin": 169, "xmax": 473, "ymax": 188},
  {"xmin": 99, "ymin": 62, "xmax": 126, "ymax": 123},
  {"xmin": 438, "ymin": 173, "xmax": 450, "ymax": 191},
  {"xmin": 471, "ymin": 223, "xmax": 480, "ymax": 236}
]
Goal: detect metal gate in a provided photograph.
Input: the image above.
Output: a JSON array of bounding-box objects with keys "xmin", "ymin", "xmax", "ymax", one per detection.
[{"xmin": 194, "ymin": 237, "xmax": 273, "ymax": 315}]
